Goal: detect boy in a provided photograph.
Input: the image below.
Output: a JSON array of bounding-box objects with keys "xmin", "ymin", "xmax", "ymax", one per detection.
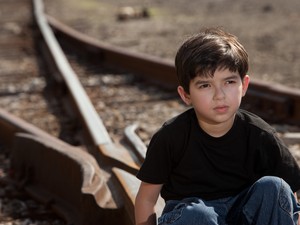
[{"xmin": 135, "ymin": 28, "xmax": 300, "ymax": 225}]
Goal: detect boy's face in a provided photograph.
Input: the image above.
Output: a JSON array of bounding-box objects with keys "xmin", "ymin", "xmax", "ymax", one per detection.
[{"xmin": 178, "ymin": 68, "xmax": 250, "ymax": 134}]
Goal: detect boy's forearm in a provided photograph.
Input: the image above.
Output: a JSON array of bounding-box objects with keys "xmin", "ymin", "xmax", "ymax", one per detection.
[
  {"xmin": 135, "ymin": 201, "xmax": 157, "ymax": 225},
  {"xmin": 135, "ymin": 182, "xmax": 162, "ymax": 225}
]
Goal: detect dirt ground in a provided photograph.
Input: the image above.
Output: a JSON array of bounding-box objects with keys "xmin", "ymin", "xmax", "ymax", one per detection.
[{"xmin": 45, "ymin": 0, "xmax": 300, "ymax": 89}]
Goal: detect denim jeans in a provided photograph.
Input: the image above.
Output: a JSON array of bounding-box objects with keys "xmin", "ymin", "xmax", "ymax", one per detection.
[{"xmin": 158, "ymin": 176, "xmax": 300, "ymax": 225}]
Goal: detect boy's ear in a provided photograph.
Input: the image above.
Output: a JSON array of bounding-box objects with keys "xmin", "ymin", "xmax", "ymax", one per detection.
[
  {"xmin": 177, "ymin": 86, "xmax": 192, "ymax": 105},
  {"xmin": 242, "ymin": 75, "xmax": 250, "ymax": 97}
]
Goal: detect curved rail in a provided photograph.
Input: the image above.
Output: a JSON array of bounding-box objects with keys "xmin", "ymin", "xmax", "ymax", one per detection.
[
  {"xmin": 47, "ymin": 15, "xmax": 300, "ymax": 125},
  {"xmin": 33, "ymin": 0, "xmax": 111, "ymax": 146},
  {"xmin": 46, "ymin": 15, "xmax": 176, "ymax": 90},
  {"xmin": 32, "ymin": 0, "xmax": 147, "ymax": 224},
  {"xmin": 1, "ymin": 0, "xmax": 139, "ymax": 224}
]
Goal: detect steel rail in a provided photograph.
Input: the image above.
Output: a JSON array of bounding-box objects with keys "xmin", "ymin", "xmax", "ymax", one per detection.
[
  {"xmin": 33, "ymin": 0, "xmax": 112, "ymax": 146},
  {"xmin": 33, "ymin": 1, "xmax": 145, "ymax": 224},
  {"xmin": 0, "ymin": 0, "xmax": 126, "ymax": 224},
  {"xmin": 33, "ymin": 0, "xmax": 141, "ymax": 181},
  {"xmin": 47, "ymin": 15, "xmax": 300, "ymax": 125},
  {"xmin": 46, "ymin": 15, "xmax": 177, "ymax": 90},
  {"xmin": 34, "ymin": 0, "xmax": 141, "ymax": 171}
]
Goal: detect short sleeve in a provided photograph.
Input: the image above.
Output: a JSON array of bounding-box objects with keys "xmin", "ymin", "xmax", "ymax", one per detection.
[{"xmin": 136, "ymin": 126, "xmax": 173, "ymax": 184}]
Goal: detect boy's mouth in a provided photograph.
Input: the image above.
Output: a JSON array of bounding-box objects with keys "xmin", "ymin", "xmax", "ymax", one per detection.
[{"xmin": 214, "ymin": 105, "xmax": 229, "ymax": 113}]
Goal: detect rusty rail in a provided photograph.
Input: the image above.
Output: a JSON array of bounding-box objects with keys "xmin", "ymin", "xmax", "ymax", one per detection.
[
  {"xmin": 34, "ymin": 0, "xmax": 112, "ymax": 146},
  {"xmin": 46, "ymin": 15, "xmax": 177, "ymax": 90},
  {"xmin": 0, "ymin": 0, "xmax": 143, "ymax": 224},
  {"xmin": 32, "ymin": 0, "xmax": 148, "ymax": 224}
]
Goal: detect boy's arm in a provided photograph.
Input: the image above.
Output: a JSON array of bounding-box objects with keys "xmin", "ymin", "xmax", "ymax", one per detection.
[{"xmin": 135, "ymin": 181, "xmax": 163, "ymax": 225}]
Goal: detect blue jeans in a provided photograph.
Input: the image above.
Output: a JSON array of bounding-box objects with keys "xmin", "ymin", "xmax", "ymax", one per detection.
[{"xmin": 158, "ymin": 176, "xmax": 300, "ymax": 225}]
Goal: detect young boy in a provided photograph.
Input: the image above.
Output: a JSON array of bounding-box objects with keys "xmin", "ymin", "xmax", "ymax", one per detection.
[{"xmin": 135, "ymin": 28, "xmax": 300, "ymax": 225}]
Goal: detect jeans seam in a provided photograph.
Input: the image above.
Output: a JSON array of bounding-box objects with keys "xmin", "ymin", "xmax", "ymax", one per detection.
[
  {"xmin": 278, "ymin": 179, "xmax": 298, "ymax": 224},
  {"xmin": 278, "ymin": 179, "xmax": 293, "ymax": 216}
]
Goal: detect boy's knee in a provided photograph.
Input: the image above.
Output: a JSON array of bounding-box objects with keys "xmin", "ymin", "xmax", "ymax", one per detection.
[
  {"xmin": 254, "ymin": 176, "xmax": 291, "ymax": 196},
  {"xmin": 257, "ymin": 176, "xmax": 281, "ymax": 186}
]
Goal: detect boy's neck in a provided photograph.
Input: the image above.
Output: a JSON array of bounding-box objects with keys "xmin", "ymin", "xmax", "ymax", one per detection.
[{"xmin": 198, "ymin": 116, "xmax": 236, "ymax": 138}]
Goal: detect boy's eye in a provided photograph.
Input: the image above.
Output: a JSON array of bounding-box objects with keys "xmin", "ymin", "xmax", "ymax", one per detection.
[
  {"xmin": 199, "ymin": 84, "xmax": 210, "ymax": 89},
  {"xmin": 226, "ymin": 80, "xmax": 236, "ymax": 84}
]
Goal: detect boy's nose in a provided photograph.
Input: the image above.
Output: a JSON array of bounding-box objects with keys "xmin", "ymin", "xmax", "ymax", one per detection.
[{"xmin": 213, "ymin": 87, "xmax": 225, "ymax": 100}]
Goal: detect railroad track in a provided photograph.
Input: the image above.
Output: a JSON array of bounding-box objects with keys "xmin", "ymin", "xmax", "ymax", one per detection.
[{"xmin": 0, "ymin": 0, "xmax": 300, "ymax": 225}]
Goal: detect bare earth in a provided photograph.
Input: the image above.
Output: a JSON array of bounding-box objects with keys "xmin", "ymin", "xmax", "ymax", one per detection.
[{"xmin": 45, "ymin": 0, "xmax": 300, "ymax": 89}]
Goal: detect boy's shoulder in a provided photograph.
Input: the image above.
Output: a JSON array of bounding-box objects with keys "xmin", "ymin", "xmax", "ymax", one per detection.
[
  {"xmin": 237, "ymin": 109, "xmax": 276, "ymax": 134},
  {"xmin": 154, "ymin": 108, "xmax": 195, "ymax": 138},
  {"xmin": 163, "ymin": 108, "xmax": 195, "ymax": 128}
]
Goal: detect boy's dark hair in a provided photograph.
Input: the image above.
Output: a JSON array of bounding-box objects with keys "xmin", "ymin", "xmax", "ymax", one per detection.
[{"xmin": 175, "ymin": 28, "xmax": 249, "ymax": 93}]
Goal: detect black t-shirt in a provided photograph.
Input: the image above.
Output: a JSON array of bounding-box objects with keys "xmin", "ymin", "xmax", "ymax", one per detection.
[{"xmin": 136, "ymin": 108, "xmax": 300, "ymax": 201}]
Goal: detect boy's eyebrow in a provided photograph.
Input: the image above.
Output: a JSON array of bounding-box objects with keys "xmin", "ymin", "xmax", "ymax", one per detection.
[
  {"xmin": 193, "ymin": 74, "xmax": 240, "ymax": 85},
  {"xmin": 224, "ymin": 75, "xmax": 240, "ymax": 80},
  {"xmin": 193, "ymin": 79, "xmax": 210, "ymax": 86}
]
